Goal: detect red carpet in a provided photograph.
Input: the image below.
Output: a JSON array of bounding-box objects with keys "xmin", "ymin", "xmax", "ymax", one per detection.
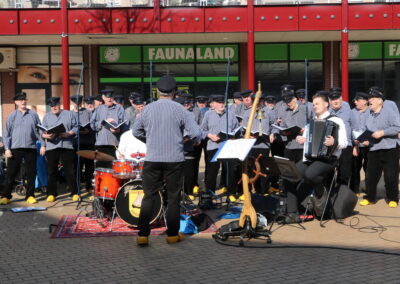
[{"xmin": 51, "ymin": 215, "xmax": 218, "ymax": 238}]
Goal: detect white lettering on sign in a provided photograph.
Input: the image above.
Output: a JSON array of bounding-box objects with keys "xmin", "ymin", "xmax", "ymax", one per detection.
[
  {"xmin": 388, "ymin": 44, "xmax": 400, "ymax": 57},
  {"xmin": 147, "ymin": 47, "xmax": 235, "ymax": 61}
]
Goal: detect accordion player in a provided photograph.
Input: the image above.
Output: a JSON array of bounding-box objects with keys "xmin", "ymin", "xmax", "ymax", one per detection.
[{"xmin": 304, "ymin": 119, "xmax": 339, "ymax": 161}]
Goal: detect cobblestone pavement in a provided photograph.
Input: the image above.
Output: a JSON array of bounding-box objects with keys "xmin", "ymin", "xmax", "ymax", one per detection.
[{"xmin": 0, "ymin": 181, "xmax": 399, "ymax": 283}]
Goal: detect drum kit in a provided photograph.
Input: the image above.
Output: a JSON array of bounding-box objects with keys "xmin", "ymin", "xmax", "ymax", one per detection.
[{"xmin": 76, "ymin": 150, "xmax": 163, "ymax": 230}]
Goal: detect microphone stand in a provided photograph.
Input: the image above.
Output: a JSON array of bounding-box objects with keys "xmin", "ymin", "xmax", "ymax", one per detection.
[
  {"xmin": 64, "ymin": 62, "xmax": 90, "ymax": 212},
  {"xmin": 305, "ymin": 59, "xmax": 309, "ymax": 123},
  {"xmin": 224, "ymin": 58, "xmax": 231, "ymax": 205}
]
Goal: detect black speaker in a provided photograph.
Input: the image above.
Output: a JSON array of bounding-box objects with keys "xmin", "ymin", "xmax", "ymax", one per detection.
[{"xmin": 251, "ymin": 194, "xmax": 286, "ymax": 220}]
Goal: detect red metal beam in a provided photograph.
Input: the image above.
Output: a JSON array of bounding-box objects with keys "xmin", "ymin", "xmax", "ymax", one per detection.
[
  {"xmin": 341, "ymin": 0, "xmax": 349, "ymax": 102},
  {"xmin": 247, "ymin": 0, "xmax": 255, "ymax": 92},
  {"xmin": 61, "ymin": 0, "xmax": 70, "ymax": 110}
]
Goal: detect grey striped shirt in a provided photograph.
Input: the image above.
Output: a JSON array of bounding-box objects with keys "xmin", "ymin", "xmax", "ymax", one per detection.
[
  {"xmin": 73, "ymin": 108, "xmax": 93, "ymax": 145},
  {"xmin": 41, "ymin": 110, "xmax": 78, "ymax": 150},
  {"xmin": 201, "ymin": 108, "xmax": 239, "ymax": 151},
  {"xmin": 125, "ymin": 106, "xmax": 137, "ymax": 128},
  {"xmin": 132, "ymin": 98, "xmax": 202, "ymax": 162},
  {"xmin": 90, "ymin": 103, "xmax": 128, "ymax": 147},
  {"xmin": 3, "ymin": 109, "xmax": 40, "ymax": 150}
]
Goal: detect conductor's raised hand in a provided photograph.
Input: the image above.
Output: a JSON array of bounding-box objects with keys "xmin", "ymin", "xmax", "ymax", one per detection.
[{"xmin": 324, "ymin": 135, "xmax": 335, "ymax": 147}]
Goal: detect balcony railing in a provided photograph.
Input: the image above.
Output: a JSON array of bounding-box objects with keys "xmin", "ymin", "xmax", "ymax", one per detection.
[{"xmin": 0, "ymin": 0, "xmax": 395, "ymax": 9}]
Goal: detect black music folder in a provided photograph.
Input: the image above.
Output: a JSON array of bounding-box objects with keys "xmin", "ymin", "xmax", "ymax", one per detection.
[
  {"xmin": 101, "ymin": 119, "xmax": 127, "ymax": 130},
  {"xmin": 272, "ymin": 124, "xmax": 302, "ymax": 136},
  {"xmin": 273, "ymin": 156, "xmax": 302, "ymax": 182},
  {"xmin": 243, "ymin": 127, "xmax": 269, "ymax": 144},
  {"xmin": 353, "ymin": 129, "xmax": 374, "ymax": 142},
  {"xmin": 78, "ymin": 122, "xmax": 91, "ymax": 131},
  {"xmin": 37, "ymin": 123, "xmax": 66, "ymax": 135},
  {"xmin": 217, "ymin": 126, "xmax": 244, "ymax": 141}
]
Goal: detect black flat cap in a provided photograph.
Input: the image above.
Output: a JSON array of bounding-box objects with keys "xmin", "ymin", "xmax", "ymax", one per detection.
[
  {"xmin": 174, "ymin": 97, "xmax": 185, "ymax": 105},
  {"xmin": 281, "ymin": 84, "xmax": 295, "ymax": 95},
  {"xmin": 70, "ymin": 95, "xmax": 83, "ymax": 104},
  {"xmin": 157, "ymin": 75, "xmax": 176, "ymax": 93},
  {"xmin": 210, "ymin": 94, "xmax": 225, "ymax": 103},
  {"xmin": 240, "ymin": 90, "xmax": 252, "ymax": 98},
  {"xmin": 133, "ymin": 96, "xmax": 145, "ymax": 105},
  {"xmin": 182, "ymin": 92, "xmax": 193, "ymax": 99},
  {"xmin": 129, "ymin": 92, "xmax": 142, "ymax": 100},
  {"xmin": 329, "ymin": 88, "xmax": 342, "ymax": 100},
  {"xmin": 100, "ymin": 89, "xmax": 114, "ymax": 98},
  {"xmin": 84, "ymin": 96, "xmax": 95, "ymax": 104},
  {"xmin": 47, "ymin": 97, "xmax": 61, "ymax": 107},
  {"xmin": 195, "ymin": 95, "xmax": 208, "ymax": 103},
  {"xmin": 296, "ymin": 89, "xmax": 306, "ymax": 99},
  {"xmin": 175, "ymin": 90, "xmax": 187, "ymax": 97},
  {"xmin": 13, "ymin": 92, "xmax": 27, "ymax": 101},
  {"xmin": 233, "ymin": 92, "xmax": 242, "ymax": 99},
  {"xmin": 283, "ymin": 94, "xmax": 296, "ymax": 103},
  {"xmin": 94, "ymin": 94, "xmax": 104, "ymax": 102},
  {"xmin": 354, "ymin": 92, "xmax": 368, "ymax": 101},
  {"xmin": 114, "ymin": 95, "xmax": 125, "ymax": 104},
  {"xmin": 368, "ymin": 86, "xmax": 385, "ymax": 100},
  {"xmin": 265, "ymin": 95, "xmax": 276, "ymax": 103}
]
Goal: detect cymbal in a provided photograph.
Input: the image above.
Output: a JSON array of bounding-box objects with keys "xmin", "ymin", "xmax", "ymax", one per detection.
[{"xmin": 77, "ymin": 150, "xmax": 115, "ymax": 161}]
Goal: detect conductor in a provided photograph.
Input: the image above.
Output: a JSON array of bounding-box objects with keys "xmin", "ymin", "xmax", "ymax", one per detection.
[{"xmin": 132, "ymin": 75, "xmax": 202, "ymax": 246}]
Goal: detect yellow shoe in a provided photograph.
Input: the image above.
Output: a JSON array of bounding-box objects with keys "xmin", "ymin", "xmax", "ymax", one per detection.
[
  {"xmin": 136, "ymin": 236, "xmax": 149, "ymax": 246},
  {"xmin": 46, "ymin": 195, "xmax": 56, "ymax": 202},
  {"xmin": 188, "ymin": 195, "xmax": 195, "ymax": 201},
  {"xmin": 239, "ymin": 194, "xmax": 245, "ymax": 201},
  {"xmin": 216, "ymin": 187, "xmax": 227, "ymax": 195},
  {"xmin": 89, "ymin": 195, "xmax": 94, "ymax": 201},
  {"xmin": 388, "ymin": 201, "xmax": 398, "ymax": 208},
  {"xmin": 359, "ymin": 199, "xmax": 374, "ymax": 206},
  {"xmin": 26, "ymin": 196, "xmax": 38, "ymax": 204},
  {"xmin": 166, "ymin": 232, "xmax": 185, "ymax": 244},
  {"xmin": 72, "ymin": 194, "xmax": 80, "ymax": 202},
  {"xmin": 193, "ymin": 186, "xmax": 200, "ymax": 195},
  {"xmin": 0, "ymin": 197, "xmax": 10, "ymax": 205},
  {"xmin": 228, "ymin": 195, "xmax": 237, "ymax": 203}
]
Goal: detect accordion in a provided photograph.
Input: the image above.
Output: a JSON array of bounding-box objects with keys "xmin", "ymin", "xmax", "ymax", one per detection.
[{"xmin": 304, "ymin": 119, "xmax": 339, "ymax": 161}]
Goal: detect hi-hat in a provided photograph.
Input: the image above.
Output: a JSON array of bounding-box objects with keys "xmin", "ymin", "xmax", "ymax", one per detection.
[{"xmin": 77, "ymin": 150, "xmax": 114, "ymax": 161}]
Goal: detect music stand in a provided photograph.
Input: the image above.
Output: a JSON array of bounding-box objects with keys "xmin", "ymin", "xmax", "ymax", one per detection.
[
  {"xmin": 264, "ymin": 157, "xmax": 281, "ymax": 176},
  {"xmin": 273, "ymin": 156, "xmax": 302, "ymax": 183}
]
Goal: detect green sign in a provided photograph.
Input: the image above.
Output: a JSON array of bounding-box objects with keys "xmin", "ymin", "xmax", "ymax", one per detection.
[
  {"xmin": 290, "ymin": 43, "xmax": 322, "ymax": 61},
  {"xmin": 255, "ymin": 44, "xmax": 288, "ymax": 61},
  {"xmin": 384, "ymin": 42, "xmax": 400, "ymax": 59},
  {"xmin": 143, "ymin": 45, "xmax": 238, "ymax": 62},
  {"xmin": 346, "ymin": 42, "xmax": 382, "ymax": 60},
  {"xmin": 99, "ymin": 46, "xmax": 141, "ymax": 63}
]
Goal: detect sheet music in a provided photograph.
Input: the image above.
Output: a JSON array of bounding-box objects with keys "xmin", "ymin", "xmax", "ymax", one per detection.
[{"xmin": 211, "ymin": 138, "xmax": 256, "ymax": 162}]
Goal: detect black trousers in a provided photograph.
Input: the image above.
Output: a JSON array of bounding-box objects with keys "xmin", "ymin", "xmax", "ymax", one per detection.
[
  {"xmin": 284, "ymin": 159, "xmax": 336, "ymax": 214},
  {"xmin": 184, "ymin": 155, "xmax": 196, "ymax": 195},
  {"xmin": 337, "ymin": 146, "xmax": 353, "ymax": 186},
  {"xmin": 206, "ymin": 149, "xmax": 241, "ymax": 195},
  {"xmin": 284, "ymin": 148, "xmax": 304, "ymax": 164},
  {"xmin": 365, "ymin": 148, "xmax": 399, "ymax": 203},
  {"xmin": 94, "ymin": 145, "xmax": 116, "ymax": 169},
  {"xmin": 350, "ymin": 147, "xmax": 369, "ymax": 193},
  {"xmin": 138, "ymin": 161, "xmax": 184, "ymax": 237},
  {"xmin": 46, "ymin": 148, "xmax": 77, "ymax": 197},
  {"xmin": 76, "ymin": 144, "xmax": 95, "ymax": 190},
  {"xmin": 1, "ymin": 148, "xmax": 36, "ymax": 200},
  {"xmin": 248, "ymin": 148, "xmax": 270, "ymax": 194},
  {"xmin": 193, "ymin": 139, "xmax": 208, "ymax": 187}
]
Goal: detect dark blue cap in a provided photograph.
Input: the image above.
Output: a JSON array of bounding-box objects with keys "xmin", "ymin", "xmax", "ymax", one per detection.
[
  {"xmin": 195, "ymin": 95, "xmax": 208, "ymax": 102},
  {"xmin": 94, "ymin": 94, "xmax": 104, "ymax": 102},
  {"xmin": 84, "ymin": 96, "xmax": 95, "ymax": 104},
  {"xmin": 329, "ymin": 87, "xmax": 342, "ymax": 100},
  {"xmin": 281, "ymin": 84, "xmax": 295, "ymax": 96},
  {"xmin": 129, "ymin": 92, "xmax": 142, "ymax": 100},
  {"xmin": 210, "ymin": 94, "xmax": 225, "ymax": 103},
  {"xmin": 233, "ymin": 92, "xmax": 242, "ymax": 99},
  {"xmin": 265, "ymin": 95, "xmax": 276, "ymax": 103},
  {"xmin": 13, "ymin": 92, "xmax": 27, "ymax": 101},
  {"xmin": 133, "ymin": 96, "xmax": 145, "ymax": 105},
  {"xmin": 240, "ymin": 90, "xmax": 252, "ymax": 98},
  {"xmin": 47, "ymin": 97, "xmax": 61, "ymax": 107},
  {"xmin": 174, "ymin": 97, "xmax": 185, "ymax": 105},
  {"xmin": 114, "ymin": 95, "xmax": 125, "ymax": 104},
  {"xmin": 368, "ymin": 86, "xmax": 385, "ymax": 100},
  {"xmin": 296, "ymin": 89, "xmax": 306, "ymax": 99},
  {"xmin": 100, "ymin": 89, "xmax": 114, "ymax": 97},
  {"xmin": 354, "ymin": 92, "xmax": 368, "ymax": 101},
  {"xmin": 70, "ymin": 95, "xmax": 83, "ymax": 104},
  {"xmin": 157, "ymin": 75, "xmax": 176, "ymax": 93}
]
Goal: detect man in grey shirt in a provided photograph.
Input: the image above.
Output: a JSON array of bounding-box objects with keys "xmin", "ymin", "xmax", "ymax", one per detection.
[
  {"xmin": 0, "ymin": 92, "xmax": 40, "ymax": 205},
  {"xmin": 90, "ymin": 89, "xmax": 128, "ymax": 168},
  {"xmin": 133, "ymin": 76, "xmax": 202, "ymax": 246},
  {"xmin": 39, "ymin": 97, "xmax": 79, "ymax": 203}
]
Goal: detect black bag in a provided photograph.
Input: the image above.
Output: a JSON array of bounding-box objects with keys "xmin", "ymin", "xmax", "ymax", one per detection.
[
  {"xmin": 330, "ymin": 184, "xmax": 357, "ymax": 219},
  {"xmin": 198, "ymin": 193, "xmax": 213, "ymax": 210},
  {"xmin": 251, "ymin": 194, "xmax": 286, "ymax": 220}
]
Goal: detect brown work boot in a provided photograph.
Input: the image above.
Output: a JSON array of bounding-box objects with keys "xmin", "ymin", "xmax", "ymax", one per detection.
[{"xmin": 166, "ymin": 232, "xmax": 185, "ymax": 244}]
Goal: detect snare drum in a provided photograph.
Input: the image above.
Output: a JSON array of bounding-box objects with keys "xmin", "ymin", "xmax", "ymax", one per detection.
[
  {"xmin": 115, "ymin": 179, "xmax": 162, "ymax": 227},
  {"xmin": 112, "ymin": 160, "xmax": 136, "ymax": 179},
  {"xmin": 94, "ymin": 168, "xmax": 124, "ymax": 200}
]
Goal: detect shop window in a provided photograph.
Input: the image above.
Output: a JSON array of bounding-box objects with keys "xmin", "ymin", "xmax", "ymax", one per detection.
[
  {"xmin": 17, "ymin": 47, "xmax": 49, "ymax": 64},
  {"xmin": 51, "ymin": 47, "xmax": 83, "ymax": 64},
  {"xmin": 17, "ymin": 65, "xmax": 50, "ymax": 83}
]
